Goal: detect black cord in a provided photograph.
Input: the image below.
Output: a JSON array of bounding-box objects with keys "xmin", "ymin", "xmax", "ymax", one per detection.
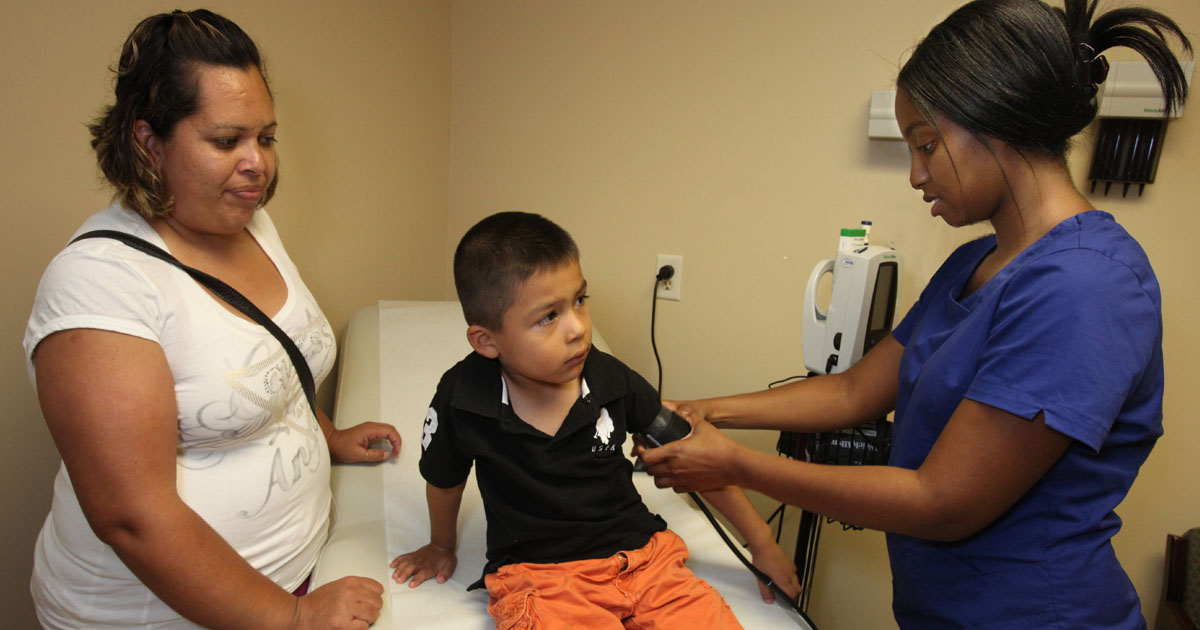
[
  {"xmin": 765, "ymin": 374, "xmax": 817, "ymax": 608},
  {"xmin": 652, "ymin": 276, "xmax": 663, "ymax": 394},
  {"xmin": 648, "ymin": 266, "xmax": 815, "ymax": 627},
  {"xmin": 688, "ymin": 491, "xmax": 818, "ymax": 626},
  {"xmin": 799, "ymin": 511, "xmax": 821, "ymax": 613},
  {"xmin": 768, "ymin": 374, "xmax": 807, "ymax": 388},
  {"xmin": 651, "ymin": 266, "xmax": 674, "ymax": 395}
]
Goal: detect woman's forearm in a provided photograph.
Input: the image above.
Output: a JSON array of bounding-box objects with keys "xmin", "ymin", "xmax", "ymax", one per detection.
[
  {"xmin": 36, "ymin": 330, "xmax": 306, "ymax": 629},
  {"xmin": 101, "ymin": 498, "xmax": 303, "ymax": 630}
]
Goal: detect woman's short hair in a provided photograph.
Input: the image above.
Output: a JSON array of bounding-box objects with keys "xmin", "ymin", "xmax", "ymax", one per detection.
[
  {"xmin": 898, "ymin": 0, "xmax": 1192, "ymax": 158},
  {"xmin": 89, "ymin": 9, "xmax": 276, "ymax": 218}
]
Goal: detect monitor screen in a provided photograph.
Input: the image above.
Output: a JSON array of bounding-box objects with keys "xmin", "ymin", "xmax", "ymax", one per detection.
[{"xmin": 865, "ymin": 261, "xmax": 897, "ymax": 352}]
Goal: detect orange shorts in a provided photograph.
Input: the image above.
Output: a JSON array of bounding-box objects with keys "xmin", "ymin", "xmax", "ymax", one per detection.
[{"xmin": 484, "ymin": 529, "xmax": 742, "ymax": 630}]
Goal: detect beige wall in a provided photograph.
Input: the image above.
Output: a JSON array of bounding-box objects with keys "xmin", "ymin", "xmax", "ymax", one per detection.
[
  {"xmin": 449, "ymin": 1, "xmax": 1200, "ymax": 629},
  {"xmin": 2, "ymin": 1, "xmax": 1196, "ymax": 628},
  {"xmin": 0, "ymin": 1, "xmax": 449, "ymax": 625}
]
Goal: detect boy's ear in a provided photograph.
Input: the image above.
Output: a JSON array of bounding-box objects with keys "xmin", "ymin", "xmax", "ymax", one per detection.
[{"xmin": 466, "ymin": 324, "xmax": 500, "ymax": 359}]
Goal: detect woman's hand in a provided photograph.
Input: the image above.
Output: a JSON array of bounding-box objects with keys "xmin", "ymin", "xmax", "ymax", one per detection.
[
  {"xmin": 638, "ymin": 415, "xmax": 748, "ymax": 494},
  {"xmin": 294, "ymin": 576, "xmax": 384, "ymax": 630},
  {"xmin": 326, "ymin": 421, "xmax": 401, "ymax": 464}
]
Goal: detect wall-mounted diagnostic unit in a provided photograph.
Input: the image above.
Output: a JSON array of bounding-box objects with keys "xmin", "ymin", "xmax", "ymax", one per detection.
[{"xmin": 802, "ymin": 242, "xmax": 903, "ymax": 375}]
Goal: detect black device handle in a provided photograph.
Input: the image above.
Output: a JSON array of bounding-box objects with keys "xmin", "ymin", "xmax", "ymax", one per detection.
[{"xmin": 641, "ymin": 405, "xmax": 693, "ymax": 447}]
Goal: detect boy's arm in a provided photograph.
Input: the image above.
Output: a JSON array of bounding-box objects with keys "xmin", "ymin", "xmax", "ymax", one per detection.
[
  {"xmin": 698, "ymin": 486, "xmax": 802, "ymax": 604},
  {"xmin": 389, "ymin": 482, "xmax": 466, "ymax": 588}
]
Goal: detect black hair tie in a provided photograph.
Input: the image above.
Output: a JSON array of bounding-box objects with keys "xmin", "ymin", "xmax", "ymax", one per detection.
[{"xmin": 1078, "ymin": 42, "xmax": 1111, "ymax": 92}]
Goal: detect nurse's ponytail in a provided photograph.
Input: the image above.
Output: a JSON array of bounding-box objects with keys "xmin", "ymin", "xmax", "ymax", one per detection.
[{"xmin": 898, "ymin": 0, "xmax": 1191, "ymax": 158}]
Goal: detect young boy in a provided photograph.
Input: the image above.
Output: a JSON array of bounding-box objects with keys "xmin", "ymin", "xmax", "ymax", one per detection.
[{"xmin": 390, "ymin": 212, "xmax": 798, "ymax": 628}]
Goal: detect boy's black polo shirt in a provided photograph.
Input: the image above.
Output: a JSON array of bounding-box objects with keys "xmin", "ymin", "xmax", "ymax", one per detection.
[{"xmin": 419, "ymin": 347, "xmax": 668, "ymax": 585}]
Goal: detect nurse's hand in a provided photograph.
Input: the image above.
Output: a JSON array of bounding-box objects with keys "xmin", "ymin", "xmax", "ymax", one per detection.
[
  {"xmin": 638, "ymin": 416, "xmax": 749, "ymax": 494},
  {"xmin": 664, "ymin": 399, "xmax": 714, "ymax": 423},
  {"xmin": 630, "ymin": 399, "xmax": 710, "ymax": 460}
]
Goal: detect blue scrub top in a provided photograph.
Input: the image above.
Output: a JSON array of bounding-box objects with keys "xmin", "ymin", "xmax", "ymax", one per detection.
[{"xmin": 888, "ymin": 211, "xmax": 1163, "ymax": 629}]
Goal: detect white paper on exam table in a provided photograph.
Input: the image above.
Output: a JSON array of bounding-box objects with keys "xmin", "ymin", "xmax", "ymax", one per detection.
[{"xmin": 377, "ymin": 300, "xmax": 812, "ymax": 629}]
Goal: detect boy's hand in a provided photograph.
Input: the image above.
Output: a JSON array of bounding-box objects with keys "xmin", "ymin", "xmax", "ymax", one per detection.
[
  {"xmin": 389, "ymin": 543, "xmax": 457, "ymax": 588},
  {"xmin": 747, "ymin": 538, "xmax": 802, "ymax": 605}
]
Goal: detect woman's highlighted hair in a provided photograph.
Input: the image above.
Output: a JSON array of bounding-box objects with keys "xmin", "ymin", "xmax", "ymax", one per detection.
[{"xmin": 89, "ymin": 9, "xmax": 276, "ymax": 218}]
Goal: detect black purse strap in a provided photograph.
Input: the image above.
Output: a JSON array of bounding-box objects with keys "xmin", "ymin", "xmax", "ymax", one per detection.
[{"xmin": 71, "ymin": 229, "xmax": 317, "ymax": 417}]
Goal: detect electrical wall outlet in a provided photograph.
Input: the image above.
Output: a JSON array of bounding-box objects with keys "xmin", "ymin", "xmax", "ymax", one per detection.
[{"xmin": 655, "ymin": 254, "xmax": 683, "ymax": 301}]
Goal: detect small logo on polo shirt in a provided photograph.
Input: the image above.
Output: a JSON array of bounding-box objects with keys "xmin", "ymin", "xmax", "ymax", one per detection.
[
  {"xmin": 594, "ymin": 408, "xmax": 614, "ymax": 444},
  {"xmin": 592, "ymin": 407, "xmax": 618, "ymax": 453},
  {"xmin": 422, "ymin": 407, "xmax": 439, "ymax": 450}
]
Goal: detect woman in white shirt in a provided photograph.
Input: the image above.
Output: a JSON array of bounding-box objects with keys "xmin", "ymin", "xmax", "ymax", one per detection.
[{"xmin": 25, "ymin": 10, "xmax": 400, "ymax": 629}]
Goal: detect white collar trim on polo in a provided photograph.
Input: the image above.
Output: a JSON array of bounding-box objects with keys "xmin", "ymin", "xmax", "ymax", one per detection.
[{"xmin": 500, "ymin": 375, "xmax": 590, "ymax": 406}]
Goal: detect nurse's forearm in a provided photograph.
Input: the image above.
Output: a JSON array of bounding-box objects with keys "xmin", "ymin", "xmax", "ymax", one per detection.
[
  {"xmin": 683, "ymin": 336, "xmax": 902, "ymax": 433},
  {"xmin": 729, "ymin": 449, "xmax": 965, "ymax": 542},
  {"xmin": 731, "ymin": 397, "xmax": 1073, "ymax": 543}
]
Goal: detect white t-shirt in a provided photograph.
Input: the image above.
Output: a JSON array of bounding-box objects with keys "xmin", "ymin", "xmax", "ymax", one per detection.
[{"xmin": 25, "ymin": 204, "xmax": 336, "ymax": 630}]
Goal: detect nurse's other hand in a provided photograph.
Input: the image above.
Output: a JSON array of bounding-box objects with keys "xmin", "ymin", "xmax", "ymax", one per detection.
[{"xmin": 663, "ymin": 399, "xmax": 713, "ymax": 423}]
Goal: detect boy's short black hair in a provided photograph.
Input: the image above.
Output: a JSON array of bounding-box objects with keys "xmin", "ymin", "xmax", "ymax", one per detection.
[{"xmin": 454, "ymin": 212, "xmax": 580, "ymax": 330}]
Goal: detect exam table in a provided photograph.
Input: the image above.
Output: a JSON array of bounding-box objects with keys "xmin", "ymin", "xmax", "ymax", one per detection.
[{"xmin": 311, "ymin": 300, "xmax": 814, "ymax": 629}]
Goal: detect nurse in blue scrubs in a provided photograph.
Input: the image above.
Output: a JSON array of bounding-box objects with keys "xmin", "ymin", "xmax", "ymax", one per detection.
[{"xmin": 640, "ymin": 0, "xmax": 1191, "ymax": 627}]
